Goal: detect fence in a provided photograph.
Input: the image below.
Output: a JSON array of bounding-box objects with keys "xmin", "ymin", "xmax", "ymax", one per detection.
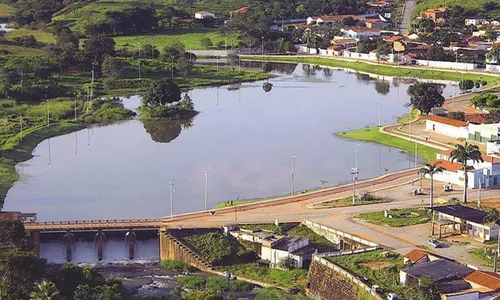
[
  {"xmin": 304, "ymin": 220, "xmax": 380, "ymax": 248},
  {"xmin": 189, "ymin": 50, "xmax": 238, "ymax": 56},
  {"xmin": 414, "ymin": 59, "xmax": 477, "ymax": 71},
  {"xmin": 486, "ymin": 64, "xmax": 500, "ymax": 72}
]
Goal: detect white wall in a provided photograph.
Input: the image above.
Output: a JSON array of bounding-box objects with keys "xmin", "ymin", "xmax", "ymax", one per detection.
[
  {"xmin": 431, "ymin": 169, "xmax": 480, "ymax": 188},
  {"xmin": 487, "ymin": 141, "xmax": 500, "ymax": 155},
  {"xmin": 442, "ymin": 291, "xmax": 479, "ymax": 300},
  {"xmin": 415, "ymin": 60, "xmax": 477, "ymax": 71},
  {"xmin": 468, "ymin": 123, "xmax": 500, "ymax": 140},
  {"xmin": 189, "ymin": 50, "xmax": 237, "ymax": 56},
  {"xmin": 425, "ymin": 120, "xmax": 468, "ymax": 139},
  {"xmin": 261, "ymin": 244, "xmax": 272, "ymax": 261},
  {"xmin": 486, "ymin": 64, "xmax": 500, "ymax": 72}
]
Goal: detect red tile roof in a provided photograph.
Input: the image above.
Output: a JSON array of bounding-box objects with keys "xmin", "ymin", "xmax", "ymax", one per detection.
[
  {"xmin": 465, "ymin": 270, "xmax": 500, "ymax": 291},
  {"xmin": 428, "ymin": 159, "xmax": 470, "ymax": 173},
  {"xmin": 404, "ymin": 249, "xmax": 428, "ymax": 262},
  {"xmin": 464, "ymin": 113, "xmax": 488, "ymax": 124},
  {"xmin": 427, "ymin": 115, "xmax": 467, "ymax": 127},
  {"xmin": 438, "ymin": 149, "xmax": 499, "ymax": 164},
  {"xmin": 343, "ymin": 26, "xmax": 381, "ymax": 32}
]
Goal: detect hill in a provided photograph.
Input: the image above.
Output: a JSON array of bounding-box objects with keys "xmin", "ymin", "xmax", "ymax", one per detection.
[{"xmin": 414, "ymin": 0, "xmax": 500, "ymax": 20}]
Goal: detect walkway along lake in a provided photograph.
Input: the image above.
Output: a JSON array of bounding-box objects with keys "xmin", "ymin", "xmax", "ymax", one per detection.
[{"xmin": 4, "ymin": 63, "xmax": 454, "ymax": 221}]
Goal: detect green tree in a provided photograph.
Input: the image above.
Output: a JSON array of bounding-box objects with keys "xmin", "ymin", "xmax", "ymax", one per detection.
[
  {"xmin": 278, "ymin": 256, "xmax": 298, "ymax": 270},
  {"xmin": 142, "ymin": 79, "xmax": 181, "ymax": 107},
  {"xmin": 176, "ymin": 57, "xmax": 194, "ymax": 77},
  {"xmin": 407, "ymin": 83, "xmax": 445, "ymax": 115},
  {"xmin": 101, "ymin": 56, "xmax": 127, "ymax": 79},
  {"xmin": 425, "ymin": 46, "xmax": 447, "ymax": 61},
  {"xmin": 459, "ymin": 79, "xmax": 474, "ymax": 92},
  {"xmin": 277, "ymin": 38, "xmax": 286, "ymax": 54},
  {"xmin": 486, "ymin": 27, "xmax": 498, "ymax": 42},
  {"xmin": 375, "ymin": 42, "xmax": 390, "ymax": 63},
  {"xmin": 404, "ymin": 276, "xmax": 440, "ymax": 300},
  {"xmin": 30, "ymin": 281, "xmax": 60, "ymax": 300},
  {"xmin": 487, "ymin": 44, "xmax": 500, "ymax": 64},
  {"xmin": 141, "ymin": 44, "xmax": 160, "ymax": 58},
  {"xmin": 448, "ymin": 111, "xmax": 465, "ymax": 121},
  {"xmin": 450, "ymin": 142, "xmax": 483, "ymax": 203},
  {"xmin": 418, "ymin": 162, "xmax": 445, "ymax": 207},
  {"xmin": 284, "ymin": 41, "xmax": 297, "ymax": 53},
  {"xmin": 301, "ymin": 30, "xmax": 316, "ymax": 48},
  {"xmin": 83, "ymin": 35, "xmax": 116, "ymax": 72},
  {"xmin": 200, "ymin": 37, "xmax": 213, "ymax": 49},
  {"xmin": 472, "ymin": 92, "xmax": 498, "ymax": 108}
]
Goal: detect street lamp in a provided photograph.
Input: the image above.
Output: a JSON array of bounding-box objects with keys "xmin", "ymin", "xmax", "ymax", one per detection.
[
  {"xmin": 46, "ymin": 99, "xmax": 50, "ymax": 127},
  {"xmin": 73, "ymin": 92, "xmax": 77, "ymax": 121},
  {"xmin": 352, "ymin": 144, "xmax": 360, "ymax": 205},
  {"xmin": 377, "ymin": 101, "xmax": 382, "ymax": 127},
  {"xmin": 169, "ymin": 182, "xmax": 175, "ymax": 221},
  {"xmin": 137, "ymin": 42, "xmax": 141, "ymax": 79},
  {"xmin": 261, "ymin": 37, "xmax": 264, "ymax": 56},
  {"xmin": 291, "ymin": 155, "xmax": 296, "ymax": 195},
  {"xmin": 204, "ymin": 167, "xmax": 210, "ymax": 211},
  {"xmin": 19, "ymin": 114, "xmax": 23, "ymax": 143}
]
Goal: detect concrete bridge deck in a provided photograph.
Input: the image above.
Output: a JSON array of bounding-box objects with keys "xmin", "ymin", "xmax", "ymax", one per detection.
[{"xmin": 24, "ymin": 219, "xmax": 164, "ymax": 231}]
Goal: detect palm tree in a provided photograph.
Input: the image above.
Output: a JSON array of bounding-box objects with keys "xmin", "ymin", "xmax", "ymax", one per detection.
[
  {"xmin": 30, "ymin": 281, "xmax": 59, "ymax": 300},
  {"xmin": 301, "ymin": 30, "xmax": 316, "ymax": 48},
  {"xmin": 418, "ymin": 162, "xmax": 446, "ymax": 207},
  {"xmin": 449, "ymin": 142, "xmax": 483, "ymax": 203}
]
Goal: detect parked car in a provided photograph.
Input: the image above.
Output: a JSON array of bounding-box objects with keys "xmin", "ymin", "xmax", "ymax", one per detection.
[
  {"xmin": 371, "ymin": 285, "xmax": 382, "ymax": 294},
  {"xmin": 428, "ymin": 239, "xmax": 441, "ymax": 248},
  {"xmin": 387, "ymin": 293, "xmax": 399, "ymax": 300}
]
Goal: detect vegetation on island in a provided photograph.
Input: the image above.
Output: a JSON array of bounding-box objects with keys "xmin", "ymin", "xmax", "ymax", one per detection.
[
  {"xmin": 314, "ymin": 194, "xmax": 392, "ymax": 208},
  {"xmin": 358, "ymin": 208, "xmax": 431, "ymax": 227}
]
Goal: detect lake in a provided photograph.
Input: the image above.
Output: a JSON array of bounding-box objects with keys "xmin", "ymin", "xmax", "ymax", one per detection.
[{"xmin": 3, "ymin": 63, "xmax": 454, "ymax": 221}]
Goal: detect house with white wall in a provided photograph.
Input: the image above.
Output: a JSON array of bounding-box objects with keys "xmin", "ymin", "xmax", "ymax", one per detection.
[
  {"xmin": 465, "ymin": 18, "xmax": 486, "ymax": 26},
  {"xmin": 262, "ymin": 236, "xmax": 316, "ymax": 268},
  {"xmin": 194, "ymin": 11, "xmax": 215, "ymax": 19},
  {"xmin": 425, "ymin": 115, "xmax": 469, "ymax": 139},
  {"xmin": 431, "ymin": 205, "xmax": 500, "ymax": 242},
  {"xmin": 306, "ymin": 15, "xmax": 365, "ymax": 25},
  {"xmin": 341, "ymin": 26, "xmax": 381, "ymax": 38},
  {"xmin": 427, "ymin": 159, "xmax": 481, "ymax": 189}
]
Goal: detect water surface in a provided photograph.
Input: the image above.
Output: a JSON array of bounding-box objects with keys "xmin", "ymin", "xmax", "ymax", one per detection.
[{"xmin": 4, "ymin": 64, "xmax": 453, "ymax": 220}]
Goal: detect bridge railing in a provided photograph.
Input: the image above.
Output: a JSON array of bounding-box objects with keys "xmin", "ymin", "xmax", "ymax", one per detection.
[{"xmin": 24, "ymin": 219, "xmax": 164, "ymax": 230}]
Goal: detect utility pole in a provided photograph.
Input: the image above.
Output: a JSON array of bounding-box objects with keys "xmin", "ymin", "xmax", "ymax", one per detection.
[
  {"xmin": 291, "ymin": 155, "xmax": 296, "ymax": 195},
  {"xmin": 73, "ymin": 92, "xmax": 77, "ymax": 121},
  {"xmin": 377, "ymin": 101, "xmax": 382, "ymax": 127},
  {"xmin": 204, "ymin": 167, "xmax": 210, "ymax": 211},
  {"xmin": 169, "ymin": 182, "xmax": 174, "ymax": 221},
  {"xmin": 47, "ymin": 99, "xmax": 50, "ymax": 127},
  {"xmin": 415, "ymin": 138, "xmax": 418, "ymax": 168},
  {"xmin": 352, "ymin": 144, "xmax": 360, "ymax": 205},
  {"xmin": 19, "ymin": 114, "xmax": 22, "ymax": 143},
  {"xmin": 138, "ymin": 42, "xmax": 142, "ymax": 80}
]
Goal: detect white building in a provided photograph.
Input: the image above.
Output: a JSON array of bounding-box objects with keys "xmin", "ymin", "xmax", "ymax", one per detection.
[
  {"xmin": 425, "ymin": 115, "xmax": 469, "ymax": 139},
  {"xmin": 306, "ymin": 15, "xmax": 365, "ymax": 25},
  {"xmin": 194, "ymin": 11, "xmax": 215, "ymax": 19},
  {"xmin": 465, "ymin": 18, "xmax": 487, "ymax": 26},
  {"xmin": 341, "ymin": 26, "xmax": 381, "ymax": 38},
  {"xmin": 262, "ymin": 236, "xmax": 316, "ymax": 268}
]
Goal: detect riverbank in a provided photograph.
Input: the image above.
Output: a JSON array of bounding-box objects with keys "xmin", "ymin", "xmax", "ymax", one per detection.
[
  {"xmin": 243, "ymin": 56, "xmax": 500, "ymax": 86},
  {"xmin": 337, "ymin": 126, "xmax": 439, "ymax": 162}
]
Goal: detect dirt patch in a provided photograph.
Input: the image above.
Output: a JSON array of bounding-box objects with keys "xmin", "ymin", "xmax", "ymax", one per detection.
[
  {"xmin": 360, "ymin": 261, "xmax": 392, "ymax": 270},
  {"xmin": 482, "ymin": 198, "xmax": 500, "ymax": 209}
]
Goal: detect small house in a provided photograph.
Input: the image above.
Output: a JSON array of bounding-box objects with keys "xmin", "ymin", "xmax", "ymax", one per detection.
[
  {"xmin": 420, "ymin": 7, "xmax": 448, "ymax": 23},
  {"xmin": 341, "ymin": 26, "xmax": 381, "ymax": 38},
  {"xmin": 431, "ymin": 205, "xmax": 500, "ymax": 242},
  {"xmin": 262, "ymin": 236, "xmax": 317, "ymax": 268},
  {"xmin": 465, "ymin": 18, "xmax": 487, "ymax": 26},
  {"xmin": 425, "ymin": 115, "xmax": 468, "ymax": 139}
]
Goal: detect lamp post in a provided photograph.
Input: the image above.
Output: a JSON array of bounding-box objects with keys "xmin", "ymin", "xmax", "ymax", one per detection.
[
  {"xmin": 169, "ymin": 182, "xmax": 175, "ymax": 221},
  {"xmin": 352, "ymin": 144, "xmax": 360, "ymax": 205},
  {"xmin": 171, "ymin": 55, "xmax": 175, "ymax": 78},
  {"xmin": 73, "ymin": 92, "xmax": 77, "ymax": 121},
  {"xmin": 47, "ymin": 99, "xmax": 50, "ymax": 127},
  {"xmin": 261, "ymin": 37, "xmax": 264, "ymax": 56},
  {"xmin": 291, "ymin": 155, "xmax": 296, "ymax": 195},
  {"xmin": 204, "ymin": 167, "xmax": 210, "ymax": 211},
  {"xmin": 377, "ymin": 101, "xmax": 382, "ymax": 127},
  {"xmin": 137, "ymin": 42, "xmax": 141, "ymax": 79},
  {"xmin": 19, "ymin": 114, "xmax": 22, "ymax": 143}
]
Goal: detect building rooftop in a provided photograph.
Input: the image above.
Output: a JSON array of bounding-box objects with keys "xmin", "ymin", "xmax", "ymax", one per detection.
[
  {"xmin": 404, "ymin": 249, "xmax": 428, "ymax": 262},
  {"xmin": 402, "ymin": 259, "xmax": 474, "ymax": 282},
  {"xmin": 427, "ymin": 115, "xmax": 467, "ymax": 127},
  {"xmin": 428, "ymin": 159, "xmax": 470, "ymax": 173},
  {"xmin": 271, "ymin": 236, "xmax": 308, "ymax": 251},
  {"xmin": 465, "ymin": 270, "xmax": 500, "ymax": 291},
  {"xmin": 437, "ymin": 149, "xmax": 500, "ymax": 165},
  {"xmin": 431, "ymin": 205, "xmax": 488, "ymax": 224},
  {"xmin": 343, "ymin": 26, "xmax": 381, "ymax": 32},
  {"xmin": 310, "ymin": 15, "xmax": 365, "ymax": 21},
  {"xmin": 439, "ymin": 279, "xmax": 473, "ymax": 294}
]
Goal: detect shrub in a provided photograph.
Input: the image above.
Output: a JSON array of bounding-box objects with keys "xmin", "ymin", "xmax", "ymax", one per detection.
[
  {"xmin": 176, "ymin": 275, "xmax": 205, "ymax": 290},
  {"xmin": 448, "ymin": 111, "xmax": 465, "ymax": 121},
  {"xmin": 278, "ymin": 257, "xmax": 298, "ymax": 270},
  {"xmin": 160, "ymin": 260, "xmax": 196, "ymax": 272}
]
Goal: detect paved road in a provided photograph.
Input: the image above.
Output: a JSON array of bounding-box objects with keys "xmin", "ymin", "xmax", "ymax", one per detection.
[{"xmin": 399, "ymin": 0, "xmax": 415, "ymax": 35}]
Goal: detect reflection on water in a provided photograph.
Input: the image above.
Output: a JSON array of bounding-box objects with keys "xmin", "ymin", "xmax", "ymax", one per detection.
[
  {"xmin": 4, "ymin": 64, "xmax": 455, "ymax": 221},
  {"xmin": 143, "ymin": 119, "xmax": 194, "ymax": 144}
]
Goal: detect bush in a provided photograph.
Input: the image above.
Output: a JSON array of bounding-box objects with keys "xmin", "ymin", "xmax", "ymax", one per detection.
[
  {"xmin": 448, "ymin": 111, "xmax": 465, "ymax": 121},
  {"xmin": 160, "ymin": 260, "xmax": 197, "ymax": 272},
  {"xmin": 278, "ymin": 257, "xmax": 298, "ymax": 270},
  {"xmin": 205, "ymin": 276, "xmax": 253, "ymax": 293},
  {"xmin": 176, "ymin": 275, "xmax": 206, "ymax": 290}
]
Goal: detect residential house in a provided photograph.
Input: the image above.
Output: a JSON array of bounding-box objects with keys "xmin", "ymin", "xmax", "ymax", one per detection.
[
  {"xmin": 230, "ymin": 7, "xmax": 253, "ymax": 19},
  {"xmin": 365, "ymin": 18, "xmax": 385, "ymax": 29},
  {"xmin": 431, "ymin": 205, "xmax": 500, "ymax": 242},
  {"xmin": 262, "ymin": 236, "xmax": 317, "ymax": 268},
  {"xmin": 426, "ymin": 159, "xmax": 482, "ymax": 189},
  {"xmin": 331, "ymin": 37, "xmax": 358, "ymax": 48},
  {"xmin": 326, "ymin": 45, "xmax": 345, "ymax": 56},
  {"xmin": 487, "ymin": 140, "xmax": 500, "ymax": 156},
  {"xmin": 194, "ymin": 11, "xmax": 215, "ymax": 19},
  {"xmin": 341, "ymin": 26, "xmax": 381, "ymax": 38},
  {"xmin": 425, "ymin": 115, "xmax": 468, "ymax": 139},
  {"xmin": 366, "ymin": 0, "xmax": 393, "ymax": 9},
  {"xmin": 420, "ymin": 7, "xmax": 448, "ymax": 23},
  {"xmin": 306, "ymin": 15, "xmax": 366, "ymax": 25},
  {"xmin": 400, "ymin": 258, "xmax": 473, "ymax": 285},
  {"xmin": 465, "ymin": 18, "xmax": 487, "ymax": 26}
]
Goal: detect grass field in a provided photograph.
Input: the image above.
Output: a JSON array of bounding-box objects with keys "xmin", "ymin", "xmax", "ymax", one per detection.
[
  {"xmin": 327, "ymin": 249, "xmax": 406, "ymax": 297},
  {"xmin": 113, "ymin": 29, "xmax": 238, "ymax": 52},
  {"xmin": 286, "ymin": 225, "xmax": 337, "ymax": 251},
  {"xmin": 469, "ymin": 248, "xmax": 495, "ymax": 268},
  {"xmin": 337, "ymin": 126, "xmax": 440, "ymax": 162},
  {"xmin": 244, "ymin": 56, "xmax": 500, "ymax": 86},
  {"xmin": 5, "ymin": 28, "xmax": 56, "ymax": 44},
  {"xmin": 220, "ymin": 263, "xmax": 308, "ymax": 288},
  {"xmin": 0, "ymin": 3, "xmax": 13, "ymax": 18},
  {"xmin": 0, "ymin": 44, "xmax": 44, "ymax": 55},
  {"xmin": 359, "ymin": 208, "xmax": 431, "ymax": 227},
  {"xmin": 315, "ymin": 195, "xmax": 392, "ymax": 208},
  {"xmin": 414, "ymin": 0, "xmax": 499, "ymax": 18}
]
